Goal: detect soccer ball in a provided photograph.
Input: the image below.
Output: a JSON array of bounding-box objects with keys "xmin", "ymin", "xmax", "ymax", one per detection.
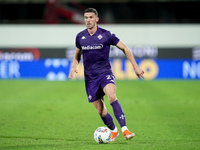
[{"xmin": 94, "ymin": 126, "xmax": 112, "ymax": 144}]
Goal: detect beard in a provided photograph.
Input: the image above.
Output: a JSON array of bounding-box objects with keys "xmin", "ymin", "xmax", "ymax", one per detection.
[{"xmin": 87, "ymin": 23, "xmax": 95, "ymax": 30}]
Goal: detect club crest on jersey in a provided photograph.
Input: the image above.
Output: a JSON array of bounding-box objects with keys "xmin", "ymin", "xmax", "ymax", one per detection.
[{"xmin": 98, "ymin": 34, "xmax": 103, "ymax": 40}]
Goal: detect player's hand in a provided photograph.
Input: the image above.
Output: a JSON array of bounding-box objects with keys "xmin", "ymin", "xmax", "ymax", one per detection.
[
  {"xmin": 134, "ymin": 66, "xmax": 145, "ymax": 79},
  {"xmin": 68, "ymin": 67, "xmax": 78, "ymax": 79}
]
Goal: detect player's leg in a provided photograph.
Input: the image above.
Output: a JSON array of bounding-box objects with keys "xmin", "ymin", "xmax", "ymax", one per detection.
[
  {"xmin": 103, "ymin": 83, "xmax": 135, "ymax": 140},
  {"xmin": 85, "ymin": 78, "xmax": 116, "ymax": 131},
  {"xmin": 85, "ymin": 76, "xmax": 119, "ymax": 141},
  {"xmin": 92, "ymin": 97, "xmax": 107, "ymax": 117},
  {"xmin": 93, "ymin": 97, "xmax": 116, "ymax": 129},
  {"xmin": 103, "ymin": 83, "xmax": 126, "ymax": 127},
  {"xmin": 93, "ymin": 97, "xmax": 118, "ymax": 141}
]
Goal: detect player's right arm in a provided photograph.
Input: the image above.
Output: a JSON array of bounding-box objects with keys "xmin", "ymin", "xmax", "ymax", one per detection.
[{"xmin": 68, "ymin": 48, "xmax": 82, "ymax": 79}]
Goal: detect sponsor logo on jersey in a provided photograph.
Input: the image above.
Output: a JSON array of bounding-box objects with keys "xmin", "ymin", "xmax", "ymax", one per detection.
[{"xmin": 82, "ymin": 44, "xmax": 103, "ymax": 50}]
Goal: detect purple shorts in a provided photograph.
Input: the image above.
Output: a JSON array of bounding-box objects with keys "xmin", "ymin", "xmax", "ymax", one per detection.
[{"xmin": 85, "ymin": 73, "xmax": 116, "ymax": 103}]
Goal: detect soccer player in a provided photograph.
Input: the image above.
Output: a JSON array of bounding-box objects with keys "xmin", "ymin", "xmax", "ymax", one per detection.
[{"xmin": 68, "ymin": 8, "xmax": 144, "ymax": 141}]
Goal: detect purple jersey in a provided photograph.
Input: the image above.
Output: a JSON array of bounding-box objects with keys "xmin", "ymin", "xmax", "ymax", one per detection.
[{"xmin": 76, "ymin": 26, "xmax": 120, "ymax": 80}]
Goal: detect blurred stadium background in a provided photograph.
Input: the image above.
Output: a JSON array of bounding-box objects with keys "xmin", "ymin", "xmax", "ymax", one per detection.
[
  {"xmin": 0, "ymin": 0, "xmax": 200, "ymax": 80},
  {"xmin": 1, "ymin": 2, "xmax": 200, "ymax": 149}
]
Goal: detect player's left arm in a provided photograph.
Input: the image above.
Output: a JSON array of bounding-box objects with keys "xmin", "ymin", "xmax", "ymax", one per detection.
[{"xmin": 116, "ymin": 40, "xmax": 145, "ymax": 79}]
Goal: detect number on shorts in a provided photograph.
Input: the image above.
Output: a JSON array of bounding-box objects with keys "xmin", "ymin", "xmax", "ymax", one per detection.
[
  {"xmin": 106, "ymin": 75, "xmax": 115, "ymax": 81},
  {"xmin": 106, "ymin": 75, "xmax": 111, "ymax": 80}
]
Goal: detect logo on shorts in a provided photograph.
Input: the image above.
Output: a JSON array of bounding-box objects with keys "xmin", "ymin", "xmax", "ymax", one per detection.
[{"xmin": 88, "ymin": 95, "xmax": 92, "ymax": 100}]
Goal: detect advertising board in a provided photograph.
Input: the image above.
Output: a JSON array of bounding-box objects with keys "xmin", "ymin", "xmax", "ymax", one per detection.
[{"xmin": 0, "ymin": 59, "xmax": 199, "ymax": 80}]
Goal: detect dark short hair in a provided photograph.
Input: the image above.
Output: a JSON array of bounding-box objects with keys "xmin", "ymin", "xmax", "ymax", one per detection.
[{"xmin": 84, "ymin": 8, "xmax": 98, "ymax": 17}]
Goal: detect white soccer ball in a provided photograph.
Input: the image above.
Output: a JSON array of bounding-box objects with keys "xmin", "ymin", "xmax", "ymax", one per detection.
[{"xmin": 94, "ymin": 126, "xmax": 112, "ymax": 144}]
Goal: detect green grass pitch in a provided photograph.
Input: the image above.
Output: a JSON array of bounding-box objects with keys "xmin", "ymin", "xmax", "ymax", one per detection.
[{"xmin": 0, "ymin": 80, "xmax": 200, "ymax": 150}]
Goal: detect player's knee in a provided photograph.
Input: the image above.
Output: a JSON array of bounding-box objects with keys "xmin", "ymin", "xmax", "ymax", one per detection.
[{"xmin": 108, "ymin": 94, "xmax": 117, "ymax": 103}]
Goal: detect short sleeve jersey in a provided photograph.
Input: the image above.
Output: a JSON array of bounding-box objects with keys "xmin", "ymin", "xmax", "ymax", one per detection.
[{"xmin": 75, "ymin": 26, "xmax": 120, "ymax": 81}]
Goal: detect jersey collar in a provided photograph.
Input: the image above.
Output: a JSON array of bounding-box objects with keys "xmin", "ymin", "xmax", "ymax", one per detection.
[{"xmin": 86, "ymin": 26, "xmax": 99, "ymax": 36}]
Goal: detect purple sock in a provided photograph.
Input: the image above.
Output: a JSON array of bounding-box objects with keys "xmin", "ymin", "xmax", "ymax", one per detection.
[
  {"xmin": 101, "ymin": 112, "xmax": 115, "ymax": 130},
  {"xmin": 110, "ymin": 100, "xmax": 126, "ymax": 128}
]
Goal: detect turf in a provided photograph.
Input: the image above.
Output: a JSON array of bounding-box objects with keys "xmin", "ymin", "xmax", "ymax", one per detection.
[{"xmin": 0, "ymin": 80, "xmax": 200, "ymax": 150}]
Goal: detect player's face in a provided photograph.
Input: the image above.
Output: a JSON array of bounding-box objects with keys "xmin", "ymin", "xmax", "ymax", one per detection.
[{"xmin": 84, "ymin": 12, "xmax": 99, "ymax": 29}]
